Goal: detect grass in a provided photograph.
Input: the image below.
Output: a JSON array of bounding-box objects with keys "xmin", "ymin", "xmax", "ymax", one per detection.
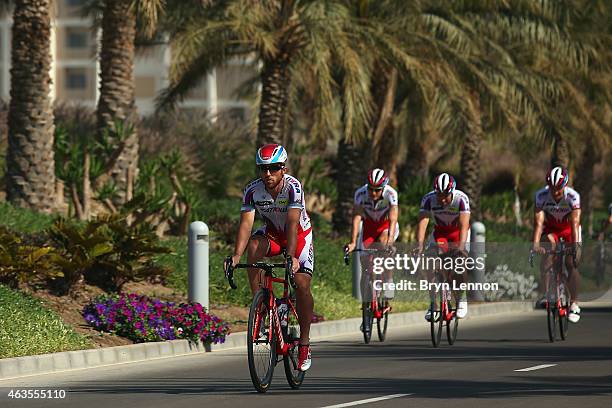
[
  {"xmin": 0, "ymin": 285, "xmax": 92, "ymax": 359},
  {"xmin": 0, "ymin": 202, "xmax": 56, "ymax": 233}
]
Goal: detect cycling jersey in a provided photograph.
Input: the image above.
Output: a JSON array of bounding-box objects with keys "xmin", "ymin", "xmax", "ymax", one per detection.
[
  {"xmin": 420, "ymin": 190, "xmax": 471, "ymax": 252},
  {"xmin": 535, "ymin": 186, "xmax": 581, "ymax": 243},
  {"xmin": 354, "ymin": 184, "xmax": 399, "ymax": 246},
  {"xmin": 242, "ymin": 175, "xmax": 312, "ymax": 237},
  {"xmin": 241, "ymin": 175, "xmax": 314, "ymax": 273},
  {"xmin": 354, "ymin": 184, "xmax": 398, "ymax": 222},
  {"xmin": 419, "ymin": 190, "xmax": 470, "ymax": 232},
  {"xmin": 535, "ymin": 186, "xmax": 580, "ymax": 230}
]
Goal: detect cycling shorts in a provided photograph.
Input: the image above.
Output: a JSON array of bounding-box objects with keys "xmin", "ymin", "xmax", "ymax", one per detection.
[
  {"xmin": 362, "ymin": 218, "xmax": 400, "ymax": 248},
  {"xmin": 253, "ymin": 226, "xmax": 314, "ymax": 275},
  {"xmin": 430, "ymin": 227, "xmax": 471, "ymax": 253},
  {"xmin": 543, "ymin": 224, "xmax": 581, "ymax": 243}
]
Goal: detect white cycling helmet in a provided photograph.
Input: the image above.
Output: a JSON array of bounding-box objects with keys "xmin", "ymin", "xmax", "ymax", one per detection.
[
  {"xmin": 434, "ymin": 173, "xmax": 456, "ymax": 195},
  {"xmin": 256, "ymin": 144, "xmax": 287, "ymax": 166},
  {"xmin": 547, "ymin": 166, "xmax": 568, "ymax": 189},
  {"xmin": 367, "ymin": 168, "xmax": 389, "ymax": 189}
]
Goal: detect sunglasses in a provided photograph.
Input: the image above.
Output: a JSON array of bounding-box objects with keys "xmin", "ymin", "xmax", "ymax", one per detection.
[
  {"xmin": 258, "ymin": 164, "xmax": 284, "ymax": 173},
  {"xmin": 368, "ymin": 186, "xmax": 383, "ymax": 192}
]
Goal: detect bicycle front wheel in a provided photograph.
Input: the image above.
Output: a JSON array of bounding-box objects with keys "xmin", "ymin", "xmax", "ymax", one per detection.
[
  {"xmin": 431, "ymin": 288, "xmax": 443, "ymax": 347},
  {"xmin": 362, "ymin": 303, "xmax": 373, "ymax": 344},
  {"xmin": 247, "ymin": 289, "xmax": 277, "ymax": 393},
  {"xmin": 558, "ymin": 282, "xmax": 571, "ymax": 340},
  {"xmin": 283, "ymin": 300, "xmax": 305, "ymax": 389},
  {"xmin": 446, "ymin": 295, "xmax": 459, "ymax": 345},
  {"xmin": 376, "ymin": 293, "xmax": 388, "ymax": 342}
]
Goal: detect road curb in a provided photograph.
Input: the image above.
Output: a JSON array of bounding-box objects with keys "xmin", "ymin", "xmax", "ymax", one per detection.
[{"xmin": 0, "ymin": 301, "xmax": 533, "ymax": 380}]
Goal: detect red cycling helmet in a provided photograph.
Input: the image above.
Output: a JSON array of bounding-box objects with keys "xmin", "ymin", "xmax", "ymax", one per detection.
[{"xmin": 256, "ymin": 144, "xmax": 287, "ymax": 166}]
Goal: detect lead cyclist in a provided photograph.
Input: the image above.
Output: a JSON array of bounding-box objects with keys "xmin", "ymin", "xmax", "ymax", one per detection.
[{"xmin": 229, "ymin": 144, "xmax": 314, "ymax": 371}]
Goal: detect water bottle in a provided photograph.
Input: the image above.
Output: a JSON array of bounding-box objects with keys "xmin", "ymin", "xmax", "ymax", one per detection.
[{"xmin": 277, "ymin": 301, "xmax": 288, "ymax": 328}]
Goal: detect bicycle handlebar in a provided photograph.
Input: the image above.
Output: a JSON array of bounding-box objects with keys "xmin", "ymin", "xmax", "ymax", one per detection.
[
  {"xmin": 343, "ymin": 245, "xmax": 395, "ymax": 266},
  {"xmin": 529, "ymin": 245, "xmax": 577, "ymax": 268},
  {"xmin": 224, "ymin": 256, "xmax": 296, "ymax": 290}
]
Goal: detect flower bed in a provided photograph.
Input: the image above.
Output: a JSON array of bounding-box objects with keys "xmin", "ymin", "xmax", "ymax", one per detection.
[{"xmin": 82, "ymin": 293, "xmax": 230, "ymax": 345}]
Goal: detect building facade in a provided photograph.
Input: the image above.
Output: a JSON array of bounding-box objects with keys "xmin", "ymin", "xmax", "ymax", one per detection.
[{"xmin": 0, "ymin": 0, "xmax": 253, "ymax": 119}]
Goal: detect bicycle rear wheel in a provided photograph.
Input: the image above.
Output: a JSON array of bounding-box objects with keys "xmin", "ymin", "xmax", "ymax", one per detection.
[
  {"xmin": 558, "ymin": 282, "xmax": 570, "ymax": 340},
  {"xmin": 430, "ymin": 287, "xmax": 443, "ymax": 347},
  {"xmin": 362, "ymin": 302, "xmax": 373, "ymax": 344},
  {"xmin": 283, "ymin": 298, "xmax": 305, "ymax": 389},
  {"xmin": 446, "ymin": 294, "xmax": 459, "ymax": 345},
  {"xmin": 247, "ymin": 289, "xmax": 276, "ymax": 393},
  {"xmin": 376, "ymin": 292, "xmax": 388, "ymax": 342}
]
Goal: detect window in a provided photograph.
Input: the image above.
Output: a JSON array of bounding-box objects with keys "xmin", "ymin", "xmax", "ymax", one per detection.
[
  {"xmin": 66, "ymin": 28, "xmax": 88, "ymax": 48},
  {"xmin": 66, "ymin": 68, "xmax": 87, "ymax": 90}
]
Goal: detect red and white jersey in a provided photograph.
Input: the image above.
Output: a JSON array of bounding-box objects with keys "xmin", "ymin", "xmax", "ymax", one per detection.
[
  {"xmin": 420, "ymin": 190, "xmax": 470, "ymax": 231},
  {"xmin": 354, "ymin": 184, "xmax": 398, "ymax": 222},
  {"xmin": 535, "ymin": 186, "xmax": 580, "ymax": 229},
  {"xmin": 241, "ymin": 175, "xmax": 311, "ymax": 237}
]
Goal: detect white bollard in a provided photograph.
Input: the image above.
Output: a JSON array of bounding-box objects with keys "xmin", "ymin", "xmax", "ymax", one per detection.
[
  {"xmin": 188, "ymin": 221, "xmax": 209, "ymax": 311},
  {"xmin": 470, "ymin": 221, "xmax": 486, "ymax": 301},
  {"xmin": 352, "ymin": 221, "xmax": 363, "ymax": 301}
]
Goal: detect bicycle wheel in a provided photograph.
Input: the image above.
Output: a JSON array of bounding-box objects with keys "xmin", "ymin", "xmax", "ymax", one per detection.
[
  {"xmin": 247, "ymin": 289, "xmax": 276, "ymax": 393},
  {"xmin": 362, "ymin": 302, "xmax": 373, "ymax": 344},
  {"xmin": 430, "ymin": 286, "xmax": 443, "ymax": 347},
  {"xmin": 558, "ymin": 281, "xmax": 571, "ymax": 341},
  {"xmin": 546, "ymin": 285, "xmax": 557, "ymax": 343},
  {"xmin": 446, "ymin": 294, "xmax": 459, "ymax": 345},
  {"xmin": 283, "ymin": 299, "xmax": 305, "ymax": 389},
  {"xmin": 376, "ymin": 293, "xmax": 388, "ymax": 342}
]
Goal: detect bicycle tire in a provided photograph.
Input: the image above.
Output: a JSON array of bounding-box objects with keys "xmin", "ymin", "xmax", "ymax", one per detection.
[
  {"xmin": 247, "ymin": 289, "xmax": 276, "ymax": 393},
  {"xmin": 446, "ymin": 295, "xmax": 459, "ymax": 345},
  {"xmin": 376, "ymin": 294, "xmax": 388, "ymax": 342},
  {"xmin": 558, "ymin": 282, "xmax": 571, "ymax": 340},
  {"xmin": 283, "ymin": 298, "xmax": 305, "ymax": 389},
  {"xmin": 362, "ymin": 303, "xmax": 373, "ymax": 344},
  {"xmin": 430, "ymin": 287, "xmax": 443, "ymax": 347}
]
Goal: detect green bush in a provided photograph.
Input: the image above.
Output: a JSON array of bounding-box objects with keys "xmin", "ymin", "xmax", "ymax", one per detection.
[
  {"xmin": 49, "ymin": 215, "xmax": 171, "ymax": 294},
  {"xmin": 0, "ymin": 226, "xmax": 62, "ymax": 288},
  {"xmin": 0, "ymin": 285, "xmax": 91, "ymax": 358}
]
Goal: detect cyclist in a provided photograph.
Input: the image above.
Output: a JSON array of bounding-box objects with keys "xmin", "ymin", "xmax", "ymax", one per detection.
[
  {"xmin": 532, "ymin": 166, "xmax": 582, "ymax": 323},
  {"xmin": 229, "ymin": 144, "xmax": 314, "ymax": 371},
  {"xmin": 415, "ymin": 173, "xmax": 471, "ymax": 320},
  {"xmin": 345, "ymin": 169, "xmax": 399, "ymax": 309}
]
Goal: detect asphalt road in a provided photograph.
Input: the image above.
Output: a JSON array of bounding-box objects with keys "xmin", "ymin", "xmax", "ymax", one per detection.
[{"xmin": 2, "ymin": 306, "xmax": 611, "ymax": 408}]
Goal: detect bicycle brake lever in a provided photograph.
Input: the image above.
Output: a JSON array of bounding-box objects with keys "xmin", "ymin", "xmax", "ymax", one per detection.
[{"xmin": 224, "ymin": 256, "xmax": 237, "ymax": 290}]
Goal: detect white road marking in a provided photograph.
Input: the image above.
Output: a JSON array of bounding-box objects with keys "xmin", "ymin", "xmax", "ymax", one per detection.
[
  {"xmin": 514, "ymin": 364, "xmax": 557, "ymax": 372},
  {"xmin": 319, "ymin": 394, "xmax": 412, "ymax": 408}
]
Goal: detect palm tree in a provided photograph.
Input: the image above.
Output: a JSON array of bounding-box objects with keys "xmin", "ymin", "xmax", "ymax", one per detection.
[
  {"xmin": 5, "ymin": 0, "xmax": 56, "ymax": 213},
  {"xmin": 157, "ymin": 0, "xmax": 380, "ymax": 150},
  {"xmin": 93, "ymin": 0, "xmax": 164, "ymax": 205}
]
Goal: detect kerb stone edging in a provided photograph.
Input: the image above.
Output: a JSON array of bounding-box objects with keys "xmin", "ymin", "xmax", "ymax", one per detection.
[{"xmin": 0, "ymin": 301, "xmax": 533, "ymax": 380}]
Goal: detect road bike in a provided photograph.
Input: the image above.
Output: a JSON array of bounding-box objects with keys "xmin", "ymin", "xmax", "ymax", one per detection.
[
  {"xmin": 224, "ymin": 256, "xmax": 305, "ymax": 393},
  {"xmin": 530, "ymin": 240, "xmax": 576, "ymax": 342},
  {"xmin": 344, "ymin": 246, "xmax": 392, "ymax": 344},
  {"xmin": 425, "ymin": 248, "xmax": 461, "ymax": 348}
]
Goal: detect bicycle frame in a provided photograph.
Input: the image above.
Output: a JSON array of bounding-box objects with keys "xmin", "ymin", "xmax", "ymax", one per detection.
[{"xmin": 229, "ymin": 261, "xmax": 299, "ymax": 357}]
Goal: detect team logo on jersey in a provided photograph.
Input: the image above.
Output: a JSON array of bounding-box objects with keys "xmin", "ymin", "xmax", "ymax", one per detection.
[
  {"xmin": 256, "ymin": 200, "xmax": 274, "ymax": 206},
  {"xmin": 277, "ymin": 198, "xmax": 289, "ymax": 206}
]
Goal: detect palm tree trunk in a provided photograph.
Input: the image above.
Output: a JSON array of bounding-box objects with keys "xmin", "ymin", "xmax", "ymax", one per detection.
[
  {"xmin": 97, "ymin": 0, "xmax": 138, "ymax": 205},
  {"xmin": 550, "ymin": 128, "xmax": 570, "ymax": 169},
  {"xmin": 257, "ymin": 56, "xmax": 291, "ymax": 148},
  {"xmin": 371, "ymin": 68, "xmax": 399, "ymax": 184},
  {"xmin": 400, "ymin": 89, "xmax": 428, "ymax": 183},
  {"xmin": 6, "ymin": 0, "xmax": 56, "ymax": 213},
  {"xmin": 460, "ymin": 91, "xmax": 483, "ymax": 221},
  {"xmin": 332, "ymin": 138, "xmax": 370, "ymax": 235},
  {"xmin": 573, "ymin": 140, "xmax": 599, "ymax": 236}
]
